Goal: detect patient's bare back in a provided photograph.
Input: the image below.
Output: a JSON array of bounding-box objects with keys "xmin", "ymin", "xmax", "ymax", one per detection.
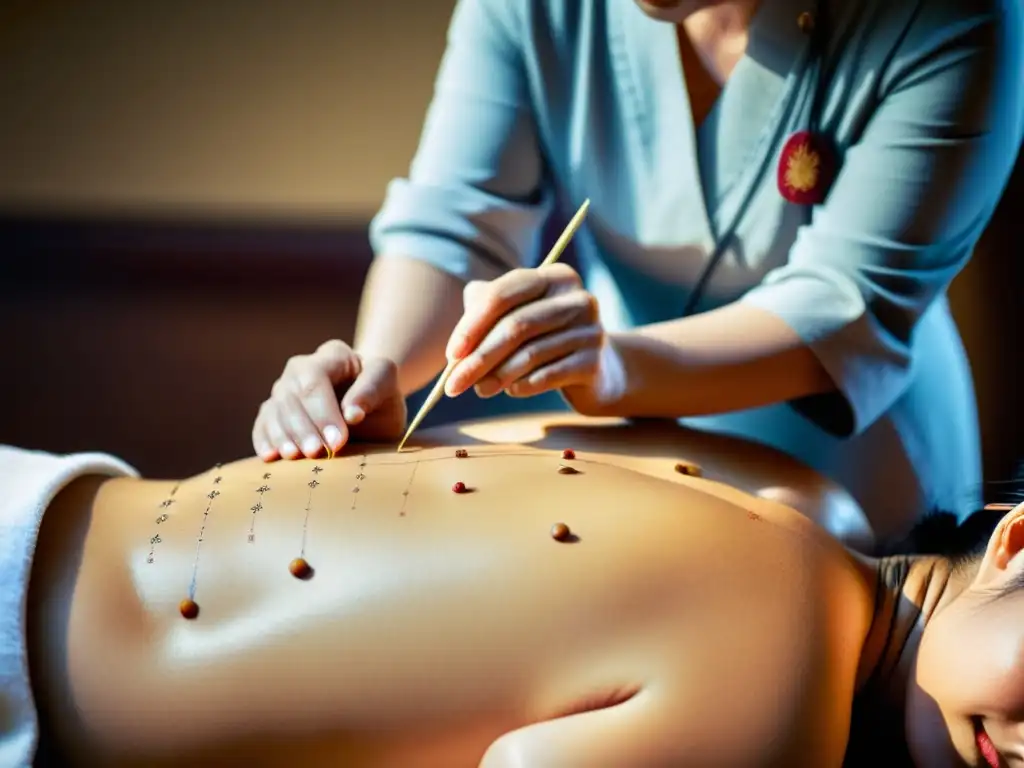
[{"xmin": 29, "ymin": 419, "xmax": 873, "ymax": 767}]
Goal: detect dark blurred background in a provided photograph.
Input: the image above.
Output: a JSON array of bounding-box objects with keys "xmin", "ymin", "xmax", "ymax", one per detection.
[{"xmin": 0, "ymin": 1, "xmax": 1020, "ymax": 481}]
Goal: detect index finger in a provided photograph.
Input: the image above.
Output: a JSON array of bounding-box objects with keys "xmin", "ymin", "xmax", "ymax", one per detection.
[
  {"xmin": 291, "ymin": 370, "xmax": 350, "ymax": 454},
  {"xmin": 447, "ymin": 270, "xmax": 548, "ymax": 360}
]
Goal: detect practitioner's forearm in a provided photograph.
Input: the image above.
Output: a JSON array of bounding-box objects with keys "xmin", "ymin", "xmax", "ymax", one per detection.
[
  {"xmin": 353, "ymin": 255, "xmax": 466, "ymax": 396},
  {"xmin": 578, "ymin": 303, "xmax": 835, "ymax": 419}
]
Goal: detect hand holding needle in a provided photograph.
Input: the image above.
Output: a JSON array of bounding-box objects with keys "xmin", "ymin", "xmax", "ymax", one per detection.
[{"xmin": 396, "ymin": 198, "xmax": 592, "ymax": 452}]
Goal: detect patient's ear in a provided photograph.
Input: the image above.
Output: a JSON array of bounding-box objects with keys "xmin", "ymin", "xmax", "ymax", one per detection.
[{"xmin": 973, "ymin": 504, "xmax": 1024, "ymax": 588}]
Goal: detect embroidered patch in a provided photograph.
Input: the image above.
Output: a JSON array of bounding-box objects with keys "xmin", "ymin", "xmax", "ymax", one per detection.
[{"xmin": 777, "ymin": 130, "xmax": 834, "ymax": 205}]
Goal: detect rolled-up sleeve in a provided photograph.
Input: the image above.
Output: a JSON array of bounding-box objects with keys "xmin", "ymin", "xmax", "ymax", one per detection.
[
  {"xmin": 742, "ymin": 0, "xmax": 1023, "ymax": 437},
  {"xmin": 369, "ymin": 0, "xmax": 553, "ymax": 282}
]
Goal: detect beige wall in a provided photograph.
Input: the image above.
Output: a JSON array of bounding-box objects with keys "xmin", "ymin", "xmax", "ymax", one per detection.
[{"xmin": 0, "ymin": 1, "xmax": 456, "ymax": 220}]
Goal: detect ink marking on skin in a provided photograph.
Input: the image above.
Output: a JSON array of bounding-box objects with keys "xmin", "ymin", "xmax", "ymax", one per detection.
[
  {"xmin": 350, "ymin": 454, "xmax": 367, "ymax": 510},
  {"xmin": 147, "ymin": 482, "xmax": 181, "ymax": 563},
  {"xmin": 248, "ymin": 476, "xmax": 272, "ymax": 544},
  {"xmin": 298, "ymin": 466, "xmax": 324, "ymax": 562},
  {"xmin": 398, "ymin": 462, "xmax": 420, "ymax": 517},
  {"xmin": 186, "ymin": 485, "xmax": 222, "ymax": 601},
  {"xmin": 361, "ymin": 447, "xmax": 624, "ymax": 478},
  {"xmin": 368, "ymin": 448, "xmax": 596, "ymax": 470},
  {"xmin": 747, "ymin": 511, "xmax": 761, "ymax": 522}
]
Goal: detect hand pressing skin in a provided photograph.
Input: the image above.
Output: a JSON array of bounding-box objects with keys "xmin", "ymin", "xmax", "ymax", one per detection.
[
  {"xmin": 251, "ymin": 340, "xmax": 407, "ymax": 460},
  {"xmin": 444, "ymin": 264, "xmax": 619, "ymax": 410}
]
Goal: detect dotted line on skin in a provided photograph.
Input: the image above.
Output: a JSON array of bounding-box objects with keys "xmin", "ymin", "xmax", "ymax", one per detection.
[{"xmin": 174, "ymin": 449, "xmax": 707, "ymax": 620}]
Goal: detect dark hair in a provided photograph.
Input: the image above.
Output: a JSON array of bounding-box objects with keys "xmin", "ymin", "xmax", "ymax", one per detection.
[{"xmin": 885, "ymin": 462, "xmax": 1024, "ymax": 562}]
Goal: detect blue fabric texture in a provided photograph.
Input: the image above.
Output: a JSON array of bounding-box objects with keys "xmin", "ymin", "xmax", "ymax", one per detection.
[{"xmin": 370, "ymin": 0, "xmax": 1024, "ymax": 537}]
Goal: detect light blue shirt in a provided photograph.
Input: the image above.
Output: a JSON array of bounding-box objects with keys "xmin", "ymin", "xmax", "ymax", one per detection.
[{"xmin": 370, "ymin": 0, "xmax": 1024, "ymax": 540}]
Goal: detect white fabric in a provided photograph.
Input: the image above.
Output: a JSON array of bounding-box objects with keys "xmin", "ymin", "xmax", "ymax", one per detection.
[{"xmin": 0, "ymin": 445, "xmax": 137, "ymax": 768}]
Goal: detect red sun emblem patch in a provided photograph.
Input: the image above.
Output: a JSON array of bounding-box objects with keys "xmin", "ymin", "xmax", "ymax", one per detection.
[{"xmin": 777, "ymin": 130, "xmax": 835, "ymax": 205}]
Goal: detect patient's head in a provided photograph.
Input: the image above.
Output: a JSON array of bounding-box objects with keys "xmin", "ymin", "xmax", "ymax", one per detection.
[{"xmin": 909, "ymin": 498, "xmax": 1024, "ymax": 766}]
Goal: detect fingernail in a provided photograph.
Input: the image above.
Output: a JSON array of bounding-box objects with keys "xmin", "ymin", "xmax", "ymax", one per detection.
[
  {"xmin": 257, "ymin": 445, "xmax": 276, "ymax": 460},
  {"xmin": 322, "ymin": 425, "xmax": 342, "ymax": 448},
  {"xmin": 343, "ymin": 405, "xmax": 365, "ymax": 424},
  {"xmin": 301, "ymin": 436, "xmax": 323, "ymax": 456},
  {"xmin": 444, "ymin": 375, "xmax": 462, "ymax": 398},
  {"xmin": 281, "ymin": 441, "xmax": 299, "ymax": 458}
]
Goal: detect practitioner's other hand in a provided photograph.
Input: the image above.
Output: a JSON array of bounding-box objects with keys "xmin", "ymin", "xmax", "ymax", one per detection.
[
  {"xmin": 443, "ymin": 265, "xmax": 625, "ymax": 412},
  {"xmin": 252, "ymin": 340, "xmax": 407, "ymax": 461}
]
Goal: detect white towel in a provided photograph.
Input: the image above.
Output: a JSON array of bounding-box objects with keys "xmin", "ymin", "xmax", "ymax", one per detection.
[{"xmin": 0, "ymin": 445, "xmax": 137, "ymax": 768}]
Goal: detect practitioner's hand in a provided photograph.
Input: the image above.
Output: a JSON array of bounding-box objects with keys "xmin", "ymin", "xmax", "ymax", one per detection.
[
  {"xmin": 443, "ymin": 265, "xmax": 625, "ymax": 410},
  {"xmin": 252, "ymin": 340, "xmax": 407, "ymax": 461}
]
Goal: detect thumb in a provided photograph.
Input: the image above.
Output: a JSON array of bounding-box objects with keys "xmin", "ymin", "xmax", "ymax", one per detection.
[{"xmin": 340, "ymin": 356, "xmax": 399, "ymax": 425}]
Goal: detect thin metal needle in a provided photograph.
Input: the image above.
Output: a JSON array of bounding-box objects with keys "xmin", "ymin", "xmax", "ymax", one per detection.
[{"xmin": 396, "ymin": 198, "xmax": 592, "ymax": 452}]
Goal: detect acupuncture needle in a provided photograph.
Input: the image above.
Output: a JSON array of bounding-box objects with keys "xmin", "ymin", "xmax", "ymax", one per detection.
[{"xmin": 396, "ymin": 198, "xmax": 592, "ymax": 453}]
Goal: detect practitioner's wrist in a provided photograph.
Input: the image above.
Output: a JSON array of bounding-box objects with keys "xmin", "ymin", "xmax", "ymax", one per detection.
[
  {"xmin": 593, "ymin": 335, "xmax": 629, "ymax": 405},
  {"xmin": 560, "ymin": 334, "xmax": 629, "ymax": 416},
  {"xmin": 351, "ymin": 344, "xmax": 425, "ymax": 399}
]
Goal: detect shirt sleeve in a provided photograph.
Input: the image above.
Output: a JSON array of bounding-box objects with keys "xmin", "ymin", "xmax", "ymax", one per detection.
[
  {"xmin": 368, "ymin": 0, "xmax": 554, "ymax": 282},
  {"xmin": 741, "ymin": 0, "xmax": 1023, "ymax": 437}
]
